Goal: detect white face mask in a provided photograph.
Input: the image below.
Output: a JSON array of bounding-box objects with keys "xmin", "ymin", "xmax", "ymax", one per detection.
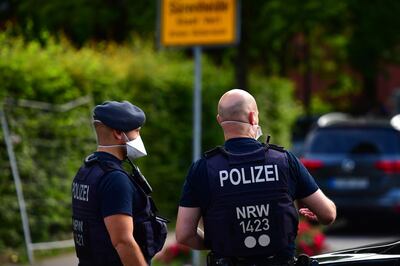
[
  {"xmin": 221, "ymin": 120, "xmax": 263, "ymax": 140},
  {"xmin": 97, "ymin": 132, "xmax": 147, "ymax": 160},
  {"xmin": 254, "ymin": 124, "xmax": 263, "ymax": 140},
  {"xmin": 125, "ymin": 134, "xmax": 147, "ymax": 160}
]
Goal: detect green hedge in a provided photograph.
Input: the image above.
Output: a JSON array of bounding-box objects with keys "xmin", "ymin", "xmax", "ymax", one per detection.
[
  {"xmin": 0, "ymin": 33, "xmax": 300, "ymax": 263},
  {"xmin": 251, "ymin": 75, "xmax": 301, "ymax": 146}
]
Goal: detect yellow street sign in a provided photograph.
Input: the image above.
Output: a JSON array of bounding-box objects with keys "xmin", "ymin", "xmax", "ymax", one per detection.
[{"xmin": 160, "ymin": 0, "xmax": 239, "ymax": 47}]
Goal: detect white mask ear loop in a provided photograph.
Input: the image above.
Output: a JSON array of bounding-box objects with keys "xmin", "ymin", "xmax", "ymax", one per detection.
[
  {"xmin": 97, "ymin": 144, "xmax": 126, "ymax": 148},
  {"xmin": 122, "ymin": 132, "xmax": 131, "ymax": 143},
  {"xmin": 98, "ymin": 134, "xmax": 128, "ymax": 148},
  {"xmin": 220, "ymin": 120, "xmax": 249, "ymax": 126},
  {"xmin": 220, "ymin": 120, "xmax": 261, "ymax": 139}
]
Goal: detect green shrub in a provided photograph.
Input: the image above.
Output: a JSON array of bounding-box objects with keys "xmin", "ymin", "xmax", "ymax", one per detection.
[{"xmin": 251, "ymin": 75, "xmax": 302, "ymax": 147}]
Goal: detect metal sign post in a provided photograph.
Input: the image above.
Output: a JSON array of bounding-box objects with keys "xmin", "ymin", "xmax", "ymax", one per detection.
[
  {"xmin": 192, "ymin": 46, "xmax": 202, "ymax": 266},
  {"xmin": 193, "ymin": 46, "xmax": 202, "ymax": 162},
  {"xmin": 0, "ymin": 105, "xmax": 34, "ymax": 264}
]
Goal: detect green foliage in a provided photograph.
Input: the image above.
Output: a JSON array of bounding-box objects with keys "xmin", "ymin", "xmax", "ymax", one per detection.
[
  {"xmin": 4, "ymin": 0, "xmax": 400, "ymax": 113},
  {"xmin": 251, "ymin": 76, "xmax": 301, "ymax": 148},
  {"xmin": 5, "ymin": 0, "xmax": 157, "ymax": 45},
  {"xmin": 0, "ymin": 33, "xmax": 298, "ymax": 262},
  {"xmin": 310, "ymin": 96, "xmax": 333, "ymax": 115},
  {"xmin": 239, "ymin": 0, "xmax": 349, "ymax": 76},
  {"xmin": 227, "ymin": 0, "xmax": 400, "ymax": 113}
]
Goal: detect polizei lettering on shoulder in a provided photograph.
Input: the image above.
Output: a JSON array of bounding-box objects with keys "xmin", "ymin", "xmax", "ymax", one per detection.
[
  {"xmin": 72, "ymin": 182, "xmax": 90, "ymax": 202},
  {"xmin": 219, "ymin": 164, "xmax": 279, "ymax": 187}
]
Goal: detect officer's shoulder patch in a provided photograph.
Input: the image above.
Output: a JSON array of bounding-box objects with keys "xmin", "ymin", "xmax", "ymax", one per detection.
[
  {"xmin": 204, "ymin": 146, "xmax": 223, "ymax": 158},
  {"xmin": 267, "ymin": 143, "xmax": 286, "ymax": 153}
]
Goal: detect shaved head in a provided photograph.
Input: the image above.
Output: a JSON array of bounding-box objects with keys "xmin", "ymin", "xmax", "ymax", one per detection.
[
  {"xmin": 218, "ymin": 89, "xmax": 258, "ymax": 121},
  {"xmin": 93, "ymin": 120, "xmax": 115, "ymax": 145},
  {"xmin": 216, "ymin": 89, "xmax": 261, "ymax": 140}
]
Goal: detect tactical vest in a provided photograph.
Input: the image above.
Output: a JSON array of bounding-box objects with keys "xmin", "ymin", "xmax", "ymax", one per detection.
[
  {"xmin": 71, "ymin": 155, "xmax": 167, "ymax": 265},
  {"xmin": 203, "ymin": 144, "xmax": 298, "ymax": 258}
]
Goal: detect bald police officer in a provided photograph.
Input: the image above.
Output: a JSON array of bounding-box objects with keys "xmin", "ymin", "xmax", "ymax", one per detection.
[
  {"xmin": 72, "ymin": 101, "xmax": 167, "ymax": 266},
  {"xmin": 176, "ymin": 89, "xmax": 336, "ymax": 266}
]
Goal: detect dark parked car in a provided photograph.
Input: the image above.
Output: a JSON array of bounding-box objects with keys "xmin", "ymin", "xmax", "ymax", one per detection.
[
  {"xmin": 300, "ymin": 113, "xmax": 400, "ymax": 219},
  {"xmin": 291, "ymin": 115, "xmax": 321, "ymax": 157}
]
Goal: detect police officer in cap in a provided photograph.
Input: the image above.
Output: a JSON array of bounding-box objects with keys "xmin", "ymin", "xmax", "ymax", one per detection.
[
  {"xmin": 176, "ymin": 89, "xmax": 336, "ymax": 266},
  {"xmin": 72, "ymin": 101, "xmax": 167, "ymax": 266}
]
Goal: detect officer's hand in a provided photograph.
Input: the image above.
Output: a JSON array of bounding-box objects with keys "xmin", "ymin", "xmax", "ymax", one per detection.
[{"xmin": 299, "ymin": 208, "xmax": 318, "ymax": 222}]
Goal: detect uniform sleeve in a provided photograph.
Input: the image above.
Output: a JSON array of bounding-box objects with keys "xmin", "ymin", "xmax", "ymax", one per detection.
[
  {"xmin": 98, "ymin": 171, "xmax": 136, "ymax": 218},
  {"xmin": 179, "ymin": 158, "xmax": 208, "ymax": 208},
  {"xmin": 286, "ymin": 151, "xmax": 319, "ymax": 199}
]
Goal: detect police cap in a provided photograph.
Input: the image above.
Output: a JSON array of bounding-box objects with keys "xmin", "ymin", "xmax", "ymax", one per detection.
[{"xmin": 93, "ymin": 100, "xmax": 146, "ymax": 132}]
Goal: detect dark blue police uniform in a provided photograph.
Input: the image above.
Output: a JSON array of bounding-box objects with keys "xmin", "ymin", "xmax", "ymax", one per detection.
[
  {"xmin": 72, "ymin": 101, "xmax": 167, "ymax": 266},
  {"xmin": 179, "ymin": 138, "xmax": 319, "ymax": 264}
]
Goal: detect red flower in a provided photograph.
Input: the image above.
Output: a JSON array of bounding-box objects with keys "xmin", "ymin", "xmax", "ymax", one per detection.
[
  {"xmin": 155, "ymin": 242, "xmax": 191, "ymax": 263},
  {"xmin": 298, "ymin": 240, "xmax": 314, "ymax": 256},
  {"xmin": 296, "ymin": 219, "xmax": 326, "ymax": 256},
  {"xmin": 313, "ymin": 233, "xmax": 325, "ymax": 252},
  {"xmin": 167, "ymin": 244, "xmax": 180, "ymax": 257}
]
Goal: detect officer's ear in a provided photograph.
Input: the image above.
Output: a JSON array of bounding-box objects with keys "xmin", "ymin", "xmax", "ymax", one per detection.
[
  {"xmin": 216, "ymin": 114, "xmax": 223, "ymax": 125},
  {"xmin": 248, "ymin": 111, "xmax": 257, "ymax": 125},
  {"xmin": 112, "ymin": 129, "xmax": 125, "ymax": 142}
]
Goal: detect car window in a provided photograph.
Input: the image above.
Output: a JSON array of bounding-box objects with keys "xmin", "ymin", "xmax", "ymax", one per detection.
[{"xmin": 306, "ymin": 127, "xmax": 400, "ymax": 155}]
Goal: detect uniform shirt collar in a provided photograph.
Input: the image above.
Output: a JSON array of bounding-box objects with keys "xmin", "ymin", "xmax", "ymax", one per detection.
[
  {"xmin": 224, "ymin": 137, "xmax": 263, "ymax": 154},
  {"xmin": 93, "ymin": 151, "xmax": 123, "ymax": 164}
]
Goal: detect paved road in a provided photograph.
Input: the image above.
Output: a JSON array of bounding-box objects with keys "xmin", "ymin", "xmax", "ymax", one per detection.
[{"xmin": 30, "ymin": 254, "xmax": 77, "ymax": 266}]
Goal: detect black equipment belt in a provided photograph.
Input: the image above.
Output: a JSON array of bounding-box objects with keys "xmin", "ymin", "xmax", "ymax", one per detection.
[{"xmin": 207, "ymin": 252, "xmax": 296, "ymax": 266}]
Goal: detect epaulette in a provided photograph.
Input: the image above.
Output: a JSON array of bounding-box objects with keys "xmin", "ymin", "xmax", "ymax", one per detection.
[
  {"xmin": 84, "ymin": 154, "xmax": 99, "ymax": 166},
  {"xmin": 266, "ymin": 143, "xmax": 286, "ymax": 153},
  {"xmin": 204, "ymin": 146, "xmax": 223, "ymax": 158}
]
